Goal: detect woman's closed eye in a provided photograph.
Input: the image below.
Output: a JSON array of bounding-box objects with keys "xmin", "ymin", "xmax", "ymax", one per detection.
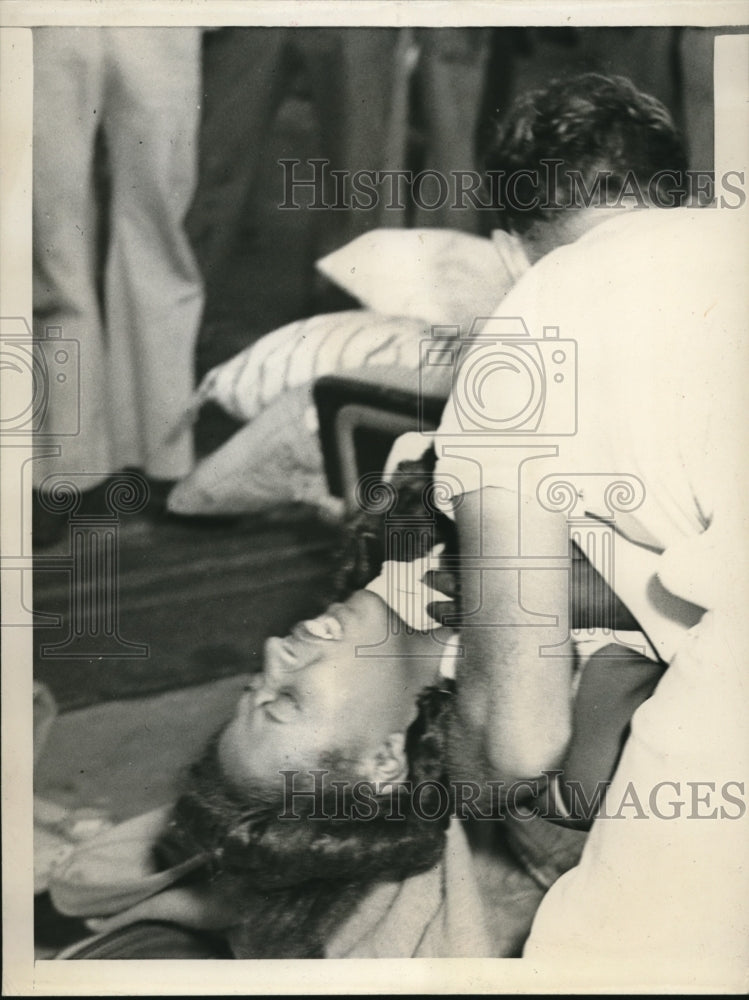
[{"xmin": 262, "ymin": 688, "xmax": 299, "ymax": 723}]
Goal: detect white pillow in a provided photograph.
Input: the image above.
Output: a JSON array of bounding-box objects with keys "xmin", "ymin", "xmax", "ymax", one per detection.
[
  {"xmin": 168, "ymin": 385, "xmax": 343, "ymax": 520},
  {"xmin": 194, "ymin": 310, "xmax": 431, "ymax": 423},
  {"xmin": 192, "ymin": 230, "xmax": 524, "ymax": 427},
  {"xmin": 316, "ymin": 227, "xmax": 522, "ymax": 329}
]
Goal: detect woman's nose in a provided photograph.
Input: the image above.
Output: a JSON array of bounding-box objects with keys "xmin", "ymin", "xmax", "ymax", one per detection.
[
  {"xmin": 263, "ymin": 636, "xmax": 292, "ymax": 686},
  {"xmin": 254, "ymin": 639, "xmax": 287, "ymax": 701}
]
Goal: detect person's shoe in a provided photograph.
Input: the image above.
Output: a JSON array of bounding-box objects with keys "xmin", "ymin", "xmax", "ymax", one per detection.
[
  {"xmin": 33, "ymin": 477, "xmax": 131, "ymax": 549},
  {"xmin": 32, "ymin": 489, "xmax": 69, "ymax": 549}
]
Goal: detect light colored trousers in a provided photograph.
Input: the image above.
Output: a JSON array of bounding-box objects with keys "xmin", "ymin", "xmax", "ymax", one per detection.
[{"xmin": 33, "ymin": 27, "xmax": 203, "ymax": 485}]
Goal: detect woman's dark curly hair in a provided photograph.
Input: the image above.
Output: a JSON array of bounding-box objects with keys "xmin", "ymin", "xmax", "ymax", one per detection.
[
  {"xmin": 153, "ymin": 680, "xmax": 455, "ymax": 957},
  {"xmin": 484, "ymin": 72, "xmax": 689, "ymax": 234},
  {"xmin": 152, "ymin": 449, "xmax": 463, "ymax": 956}
]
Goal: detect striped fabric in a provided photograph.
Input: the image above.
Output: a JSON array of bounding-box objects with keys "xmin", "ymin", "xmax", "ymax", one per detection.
[
  {"xmin": 194, "ymin": 227, "xmax": 522, "ymax": 426},
  {"xmin": 195, "ymin": 310, "xmax": 431, "ymax": 423}
]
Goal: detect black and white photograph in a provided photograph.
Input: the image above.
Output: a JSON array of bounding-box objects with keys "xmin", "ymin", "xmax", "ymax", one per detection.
[{"xmin": 1, "ymin": 1, "xmax": 748, "ymax": 994}]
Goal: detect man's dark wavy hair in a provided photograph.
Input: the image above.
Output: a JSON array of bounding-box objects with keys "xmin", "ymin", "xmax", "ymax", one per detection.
[
  {"xmin": 485, "ymin": 72, "xmax": 689, "ymax": 234},
  {"xmin": 154, "ymin": 680, "xmax": 455, "ymax": 958}
]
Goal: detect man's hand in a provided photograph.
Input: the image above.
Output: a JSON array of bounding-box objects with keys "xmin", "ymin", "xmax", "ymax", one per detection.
[{"xmin": 424, "ymin": 566, "xmax": 460, "ymax": 627}]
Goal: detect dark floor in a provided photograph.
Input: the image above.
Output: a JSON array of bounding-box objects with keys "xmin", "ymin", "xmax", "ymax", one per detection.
[{"xmin": 33, "ymin": 505, "xmax": 343, "ymax": 709}]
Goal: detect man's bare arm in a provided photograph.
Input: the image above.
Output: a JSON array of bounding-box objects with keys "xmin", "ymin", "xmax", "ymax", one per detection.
[{"xmin": 449, "ymin": 486, "xmax": 574, "ymax": 787}]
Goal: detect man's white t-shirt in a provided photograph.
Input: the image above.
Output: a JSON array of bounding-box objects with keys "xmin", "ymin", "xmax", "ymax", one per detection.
[
  {"xmin": 433, "ymin": 206, "xmax": 749, "ymax": 978},
  {"xmin": 433, "ymin": 207, "xmax": 748, "ymax": 660}
]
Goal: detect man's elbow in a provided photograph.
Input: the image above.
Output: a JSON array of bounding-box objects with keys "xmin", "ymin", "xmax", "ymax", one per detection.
[{"xmin": 488, "ymin": 724, "xmax": 572, "ymax": 788}]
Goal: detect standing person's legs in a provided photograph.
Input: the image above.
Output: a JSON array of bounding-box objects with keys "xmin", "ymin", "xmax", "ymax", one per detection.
[
  {"xmin": 33, "ymin": 27, "xmax": 112, "ymax": 487},
  {"xmin": 185, "ymin": 28, "xmax": 288, "ymax": 303},
  {"xmin": 412, "ymin": 28, "xmax": 492, "ymax": 232},
  {"xmin": 305, "ymin": 27, "xmax": 401, "ymax": 246},
  {"xmin": 103, "ymin": 27, "xmax": 204, "ymax": 481}
]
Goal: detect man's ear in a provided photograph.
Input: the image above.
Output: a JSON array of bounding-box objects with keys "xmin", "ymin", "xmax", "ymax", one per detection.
[{"xmin": 360, "ymin": 732, "xmax": 408, "ymax": 784}]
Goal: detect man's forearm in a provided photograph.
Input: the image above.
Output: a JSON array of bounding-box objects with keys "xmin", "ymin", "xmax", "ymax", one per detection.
[
  {"xmin": 451, "ymin": 488, "xmax": 574, "ymax": 785},
  {"xmin": 455, "ymin": 613, "xmax": 573, "ymax": 784}
]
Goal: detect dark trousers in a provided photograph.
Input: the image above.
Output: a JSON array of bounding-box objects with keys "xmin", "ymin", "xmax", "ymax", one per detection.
[{"xmin": 187, "ymin": 27, "xmax": 401, "ymax": 298}]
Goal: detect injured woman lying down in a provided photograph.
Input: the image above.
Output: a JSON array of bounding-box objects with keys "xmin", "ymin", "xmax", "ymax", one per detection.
[{"xmin": 48, "ymin": 449, "xmax": 664, "ymax": 960}]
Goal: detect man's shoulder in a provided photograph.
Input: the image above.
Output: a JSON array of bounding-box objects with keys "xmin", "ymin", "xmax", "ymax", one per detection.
[
  {"xmin": 572, "ymin": 206, "xmax": 741, "ymax": 258},
  {"xmin": 497, "ymin": 206, "xmax": 745, "ymax": 332},
  {"xmin": 519, "ymin": 207, "xmax": 742, "ymax": 282}
]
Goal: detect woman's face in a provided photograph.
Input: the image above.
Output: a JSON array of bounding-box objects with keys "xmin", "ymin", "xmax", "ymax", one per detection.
[{"xmin": 218, "ymin": 591, "xmax": 444, "ymax": 793}]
